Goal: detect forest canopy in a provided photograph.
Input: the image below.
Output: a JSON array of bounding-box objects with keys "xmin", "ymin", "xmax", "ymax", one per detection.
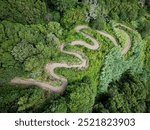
[{"xmin": 0, "ymin": 0, "xmax": 150, "ymax": 113}]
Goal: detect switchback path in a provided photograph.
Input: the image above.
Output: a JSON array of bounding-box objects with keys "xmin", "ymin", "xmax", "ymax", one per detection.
[{"xmin": 10, "ymin": 24, "xmax": 133, "ymax": 94}]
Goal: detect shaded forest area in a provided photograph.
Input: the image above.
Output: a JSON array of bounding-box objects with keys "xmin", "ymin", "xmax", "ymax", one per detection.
[{"xmin": 0, "ymin": 0, "xmax": 150, "ymax": 113}]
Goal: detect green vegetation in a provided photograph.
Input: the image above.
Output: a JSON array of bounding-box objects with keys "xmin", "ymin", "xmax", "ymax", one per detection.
[
  {"xmin": 48, "ymin": 0, "xmax": 78, "ymax": 12},
  {"xmin": 94, "ymin": 73, "xmax": 148, "ymax": 113},
  {"xmin": 11, "ymin": 40, "xmax": 37, "ymax": 62},
  {"xmin": 61, "ymin": 7, "xmax": 86, "ymax": 29},
  {"xmin": 66, "ymin": 83, "xmax": 95, "ymax": 113},
  {"xmin": 0, "ymin": 0, "xmax": 48, "ymax": 24},
  {"xmin": 0, "ymin": 0, "xmax": 150, "ymax": 113}
]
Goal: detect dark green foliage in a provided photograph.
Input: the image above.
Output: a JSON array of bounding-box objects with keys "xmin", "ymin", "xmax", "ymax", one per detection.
[
  {"xmin": 146, "ymin": 92, "xmax": 150, "ymax": 112},
  {"xmin": 145, "ymin": 37, "xmax": 150, "ymax": 71},
  {"xmin": 66, "ymin": 83, "xmax": 95, "ymax": 113},
  {"xmin": 144, "ymin": 37, "xmax": 150, "ymax": 103},
  {"xmin": 17, "ymin": 88, "xmax": 46, "ymax": 112},
  {"xmin": 145, "ymin": 0, "xmax": 150, "ymax": 12},
  {"xmin": 0, "ymin": 0, "xmax": 48, "ymax": 24},
  {"xmin": 138, "ymin": 19, "xmax": 150, "ymax": 37},
  {"xmin": 90, "ymin": 15, "xmax": 106, "ymax": 30},
  {"xmin": 51, "ymin": 11, "xmax": 61, "ymax": 22},
  {"xmin": 0, "ymin": 85, "xmax": 46, "ymax": 112},
  {"xmin": 0, "ymin": 85, "xmax": 21, "ymax": 112},
  {"xmin": 97, "ymin": 0, "xmax": 144, "ymax": 22},
  {"xmin": 44, "ymin": 97, "xmax": 67, "ymax": 113},
  {"xmin": 49, "ymin": 0, "xmax": 78, "ymax": 12},
  {"xmin": 94, "ymin": 73, "xmax": 148, "ymax": 113},
  {"xmin": 1, "ymin": 52, "xmax": 16, "ymax": 68}
]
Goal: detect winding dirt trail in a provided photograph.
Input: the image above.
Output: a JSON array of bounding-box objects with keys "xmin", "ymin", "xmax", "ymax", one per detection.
[
  {"xmin": 114, "ymin": 27, "xmax": 131, "ymax": 55},
  {"xmin": 120, "ymin": 29, "xmax": 131, "ymax": 55},
  {"xmin": 96, "ymin": 30, "xmax": 118, "ymax": 46},
  {"xmin": 10, "ymin": 24, "xmax": 133, "ymax": 94}
]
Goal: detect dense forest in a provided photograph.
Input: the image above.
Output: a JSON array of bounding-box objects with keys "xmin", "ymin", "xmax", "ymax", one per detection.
[{"xmin": 0, "ymin": 0, "xmax": 150, "ymax": 113}]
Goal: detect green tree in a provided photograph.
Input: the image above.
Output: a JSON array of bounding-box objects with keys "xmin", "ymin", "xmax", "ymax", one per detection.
[
  {"xmin": 90, "ymin": 15, "xmax": 106, "ymax": 30},
  {"xmin": 99, "ymin": 47, "xmax": 129, "ymax": 92},
  {"xmin": 49, "ymin": 0, "xmax": 78, "ymax": 12},
  {"xmin": 0, "ymin": 85, "xmax": 21, "ymax": 112},
  {"xmin": 61, "ymin": 7, "xmax": 86, "ymax": 29},
  {"xmin": 0, "ymin": 85, "xmax": 46, "ymax": 112},
  {"xmin": 96, "ymin": 0, "xmax": 144, "ymax": 22},
  {"xmin": 17, "ymin": 88, "xmax": 46, "ymax": 112},
  {"xmin": 94, "ymin": 73, "xmax": 148, "ymax": 113},
  {"xmin": 66, "ymin": 83, "xmax": 95, "ymax": 113},
  {"xmin": 44, "ymin": 97, "xmax": 67, "ymax": 113},
  {"xmin": 11, "ymin": 40, "xmax": 37, "ymax": 62},
  {"xmin": 0, "ymin": 0, "xmax": 48, "ymax": 24}
]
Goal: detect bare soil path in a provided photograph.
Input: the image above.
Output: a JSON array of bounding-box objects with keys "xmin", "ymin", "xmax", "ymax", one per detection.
[{"xmin": 10, "ymin": 24, "xmax": 133, "ymax": 94}]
